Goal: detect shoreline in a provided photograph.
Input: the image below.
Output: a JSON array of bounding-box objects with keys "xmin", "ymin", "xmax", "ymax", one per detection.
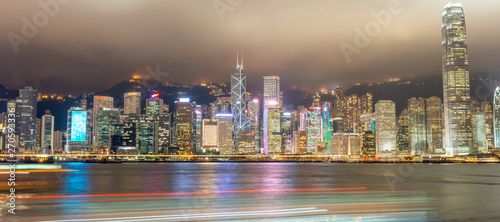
[{"xmin": 1, "ymin": 160, "xmax": 498, "ymax": 164}]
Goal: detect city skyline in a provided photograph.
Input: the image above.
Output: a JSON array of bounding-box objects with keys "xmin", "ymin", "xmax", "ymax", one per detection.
[
  {"xmin": 1, "ymin": 1, "xmax": 500, "ymax": 94},
  {"xmin": 4, "ymin": 2, "xmax": 500, "ymax": 222},
  {"xmin": 1, "ymin": 1, "xmax": 499, "ymax": 157}
]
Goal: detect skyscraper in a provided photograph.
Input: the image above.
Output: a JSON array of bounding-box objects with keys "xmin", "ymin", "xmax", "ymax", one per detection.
[
  {"xmin": 96, "ymin": 108, "xmax": 121, "ymax": 153},
  {"xmin": 264, "ymin": 104, "xmax": 282, "ymax": 154},
  {"xmin": 92, "ymin": 95, "xmax": 114, "ymax": 148},
  {"xmin": 292, "ymin": 131, "xmax": 307, "ymax": 154},
  {"xmin": 303, "ymin": 107, "xmax": 323, "ymax": 154},
  {"xmin": 53, "ymin": 130, "xmax": 64, "ymax": 153},
  {"xmin": 146, "ymin": 97, "xmax": 164, "ymax": 116},
  {"xmin": 494, "ymin": 87, "xmax": 500, "ymax": 148},
  {"xmin": 408, "ymin": 97, "xmax": 427, "ymax": 155},
  {"xmin": 176, "ymin": 98, "xmax": 193, "ymax": 155},
  {"xmin": 471, "ymin": 112, "xmax": 487, "ymax": 153},
  {"xmin": 35, "ymin": 118, "xmax": 41, "ymax": 151},
  {"xmin": 41, "ymin": 110, "xmax": 54, "ymax": 154},
  {"xmin": 15, "ymin": 86, "xmax": 37, "ymax": 149},
  {"xmin": 231, "ymin": 52, "xmax": 250, "ymax": 133},
  {"xmin": 281, "ymin": 111, "xmax": 293, "ymax": 153},
  {"xmin": 345, "ymin": 94, "xmax": 360, "ymax": 132},
  {"xmin": 194, "ymin": 105, "xmax": 203, "ymax": 153},
  {"xmin": 442, "ymin": 2, "xmax": 472, "ymax": 155},
  {"xmin": 480, "ymin": 101, "xmax": 494, "ymax": 148},
  {"xmin": 360, "ymin": 93, "xmax": 374, "ymax": 114},
  {"xmin": 67, "ymin": 107, "xmax": 91, "ymax": 153},
  {"xmin": 396, "ymin": 109, "xmax": 410, "ymax": 155},
  {"xmin": 426, "ymin": 96, "xmax": 444, "ymax": 154},
  {"xmin": 375, "ymin": 100, "xmax": 396, "ymax": 157},
  {"xmin": 362, "ymin": 131, "xmax": 376, "ymax": 158},
  {"xmin": 263, "ymin": 76, "xmax": 281, "ymax": 108},
  {"xmin": 124, "ymin": 92, "xmax": 141, "ymax": 115},
  {"xmin": 248, "ymin": 98, "xmax": 261, "ymax": 151},
  {"xmin": 235, "ymin": 131, "xmax": 256, "ymax": 154},
  {"xmin": 216, "ymin": 114, "xmax": 233, "ymax": 155},
  {"xmin": 201, "ymin": 119, "xmax": 218, "ymax": 152}
]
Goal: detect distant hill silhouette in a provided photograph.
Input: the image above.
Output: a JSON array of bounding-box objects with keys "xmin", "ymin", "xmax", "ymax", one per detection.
[{"xmin": 0, "ymin": 72, "xmax": 498, "ymax": 131}]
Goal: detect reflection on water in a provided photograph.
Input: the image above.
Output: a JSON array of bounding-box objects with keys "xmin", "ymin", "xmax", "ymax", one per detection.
[{"xmin": 1, "ymin": 163, "xmax": 500, "ymax": 221}]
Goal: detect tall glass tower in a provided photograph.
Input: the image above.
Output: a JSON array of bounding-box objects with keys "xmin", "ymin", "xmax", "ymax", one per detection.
[
  {"xmin": 493, "ymin": 87, "xmax": 500, "ymax": 148},
  {"xmin": 16, "ymin": 86, "xmax": 38, "ymax": 149},
  {"xmin": 263, "ymin": 76, "xmax": 281, "ymax": 108},
  {"xmin": 375, "ymin": 100, "xmax": 396, "ymax": 157},
  {"xmin": 442, "ymin": 2, "xmax": 472, "ymax": 155},
  {"xmin": 231, "ymin": 52, "xmax": 250, "ymax": 133}
]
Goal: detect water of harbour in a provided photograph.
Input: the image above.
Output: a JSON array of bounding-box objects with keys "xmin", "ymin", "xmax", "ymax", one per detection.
[{"xmin": 1, "ymin": 163, "xmax": 500, "ymax": 221}]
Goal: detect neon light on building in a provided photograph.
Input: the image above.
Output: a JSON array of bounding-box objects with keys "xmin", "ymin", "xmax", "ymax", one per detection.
[{"xmin": 70, "ymin": 111, "xmax": 87, "ymax": 142}]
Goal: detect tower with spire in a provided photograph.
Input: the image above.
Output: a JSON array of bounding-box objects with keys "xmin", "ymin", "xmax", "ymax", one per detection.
[{"xmin": 231, "ymin": 51, "xmax": 250, "ymax": 136}]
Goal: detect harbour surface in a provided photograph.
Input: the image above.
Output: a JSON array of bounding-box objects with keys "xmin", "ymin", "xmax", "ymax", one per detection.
[{"xmin": 1, "ymin": 163, "xmax": 500, "ymax": 221}]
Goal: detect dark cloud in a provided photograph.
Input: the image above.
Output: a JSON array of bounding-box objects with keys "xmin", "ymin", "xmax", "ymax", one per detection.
[{"xmin": 0, "ymin": 0, "xmax": 499, "ymax": 94}]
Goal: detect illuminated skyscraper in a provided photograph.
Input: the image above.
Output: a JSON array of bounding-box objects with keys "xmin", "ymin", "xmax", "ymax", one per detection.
[
  {"xmin": 176, "ymin": 98, "xmax": 193, "ymax": 154},
  {"xmin": 292, "ymin": 131, "xmax": 307, "ymax": 154},
  {"xmin": 345, "ymin": 94, "xmax": 360, "ymax": 132},
  {"xmin": 124, "ymin": 92, "xmax": 141, "ymax": 115},
  {"xmin": 15, "ymin": 86, "xmax": 37, "ymax": 149},
  {"xmin": 494, "ymin": 87, "xmax": 500, "ymax": 148},
  {"xmin": 303, "ymin": 107, "xmax": 323, "ymax": 154},
  {"xmin": 216, "ymin": 114, "xmax": 233, "ymax": 155},
  {"xmin": 231, "ymin": 52, "xmax": 250, "ymax": 133},
  {"xmin": 471, "ymin": 112, "xmax": 487, "ymax": 153},
  {"xmin": 248, "ymin": 98, "xmax": 261, "ymax": 151},
  {"xmin": 442, "ymin": 2, "xmax": 472, "ymax": 155},
  {"xmin": 126, "ymin": 114, "xmax": 170, "ymax": 154},
  {"xmin": 92, "ymin": 95, "xmax": 114, "ymax": 148},
  {"xmin": 362, "ymin": 131, "xmax": 376, "ymax": 158},
  {"xmin": 408, "ymin": 97, "xmax": 427, "ymax": 155},
  {"xmin": 263, "ymin": 76, "xmax": 281, "ymax": 108},
  {"xmin": 235, "ymin": 131, "xmax": 256, "ymax": 154},
  {"xmin": 67, "ymin": 107, "xmax": 91, "ymax": 153},
  {"xmin": 35, "ymin": 118, "xmax": 41, "ymax": 150},
  {"xmin": 264, "ymin": 103, "xmax": 281, "ymax": 154},
  {"xmin": 41, "ymin": 110, "xmax": 54, "ymax": 154},
  {"xmin": 480, "ymin": 101, "xmax": 494, "ymax": 148},
  {"xmin": 146, "ymin": 97, "xmax": 164, "ymax": 116},
  {"xmin": 426, "ymin": 97, "xmax": 444, "ymax": 154},
  {"xmin": 375, "ymin": 100, "xmax": 396, "ymax": 157},
  {"xmin": 396, "ymin": 109, "xmax": 410, "ymax": 155},
  {"xmin": 201, "ymin": 119, "xmax": 218, "ymax": 152},
  {"xmin": 360, "ymin": 113, "xmax": 376, "ymax": 133},
  {"xmin": 53, "ymin": 130, "xmax": 64, "ymax": 153},
  {"xmin": 210, "ymin": 97, "xmax": 230, "ymax": 119},
  {"xmin": 96, "ymin": 108, "xmax": 121, "ymax": 153},
  {"xmin": 360, "ymin": 93, "xmax": 373, "ymax": 114},
  {"xmin": 343, "ymin": 133, "xmax": 361, "ymax": 156},
  {"xmin": 281, "ymin": 111, "xmax": 293, "ymax": 153},
  {"xmin": 333, "ymin": 89, "xmax": 346, "ymax": 118},
  {"xmin": 322, "ymin": 105, "xmax": 332, "ymax": 154},
  {"xmin": 263, "ymin": 76, "xmax": 281, "ymax": 155},
  {"xmin": 194, "ymin": 105, "xmax": 203, "ymax": 153}
]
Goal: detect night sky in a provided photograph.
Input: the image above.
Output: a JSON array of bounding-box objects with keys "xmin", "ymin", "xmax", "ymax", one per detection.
[{"xmin": 1, "ymin": 0, "xmax": 499, "ymax": 94}]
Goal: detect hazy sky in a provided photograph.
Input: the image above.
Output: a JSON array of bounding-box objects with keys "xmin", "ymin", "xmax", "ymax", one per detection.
[{"xmin": 1, "ymin": 0, "xmax": 499, "ymax": 94}]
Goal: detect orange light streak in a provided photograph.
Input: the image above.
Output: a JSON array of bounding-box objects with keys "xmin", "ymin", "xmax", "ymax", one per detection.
[{"xmin": 0, "ymin": 187, "xmax": 366, "ymax": 200}]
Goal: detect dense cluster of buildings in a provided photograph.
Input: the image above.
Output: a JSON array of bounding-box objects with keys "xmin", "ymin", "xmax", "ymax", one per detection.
[{"xmin": 1, "ymin": 3, "xmax": 499, "ymax": 158}]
